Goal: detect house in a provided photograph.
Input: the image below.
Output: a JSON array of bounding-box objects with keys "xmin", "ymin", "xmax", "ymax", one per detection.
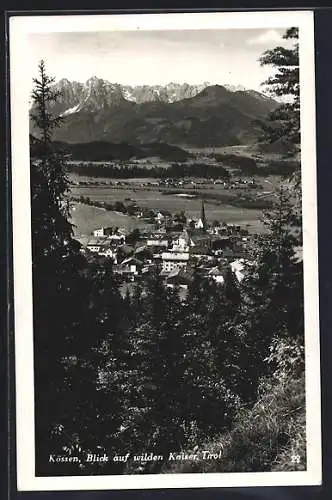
[
  {"xmin": 195, "ymin": 219, "xmax": 204, "ymax": 229},
  {"xmin": 116, "ymin": 244, "xmax": 135, "ymax": 263},
  {"xmin": 93, "ymin": 228, "xmax": 105, "ymax": 238},
  {"xmin": 165, "ymin": 267, "xmax": 194, "ymax": 289},
  {"xmin": 146, "ymin": 236, "xmax": 169, "ymax": 248},
  {"xmin": 86, "ymin": 238, "xmax": 107, "ymax": 253},
  {"xmin": 171, "ymin": 232, "xmax": 194, "ymax": 252},
  {"xmin": 93, "ymin": 227, "xmax": 113, "ymax": 238},
  {"xmin": 120, "ymin": 257, "xmax": 144, "ymax": 278},
  {"xmin": 230, "ymin": 258, "xmax": 248, "ymax": 282},
  {"xmin": 207, "ymin": 267, "xmax": 225, "ymax": 284},
  {"xmin": 108, "ymin": 233, "xmax": 126, "ymax": 245},
  {"xmin": 211, "ymin": 235, "xmax": 232, "ymax": 251},
  {"xmin": 161, "ymin": 251, "xmax": 190, "ymax": 273},
  {"xmin": 140, "ymin": 208, "xmax": 157, "ymax": 220},
  {"xmin": 190, "ymin": 234, "xmax": 212, "ymax": 254},
  {"xmin": 98, "ymin": 244, "xmax": 118, "ymax": 262},
  {"xmin": 155, "ymin": 211, "xmax": 166, "ymax": 224},
  {"xmin": 134, "ymin": 245, "xmax": 153, "ymax": 261}
]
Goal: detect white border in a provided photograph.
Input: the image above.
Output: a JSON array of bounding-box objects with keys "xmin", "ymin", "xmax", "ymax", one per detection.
[{"xmin": 10, "ymin": 10, "xmax": 321, "ymax": 491}]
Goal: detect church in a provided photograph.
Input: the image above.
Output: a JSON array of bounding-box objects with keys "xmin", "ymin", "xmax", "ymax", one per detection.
[{"xmin": 194, "ymin": 200, "xmax": 207, "ymax": 231}]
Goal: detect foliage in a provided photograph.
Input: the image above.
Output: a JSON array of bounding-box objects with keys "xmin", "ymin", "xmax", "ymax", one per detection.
[
  {"xmin": 233, "ymin": 184, "xmax": 304, "ymax": 400},
  {"xmin": 259, "ymin": 27, "xmax": 300, "ymax": 148},
  {"xmin": 63, "ymin": 160, "xmax": 230, "ymax": 180},
  {"xmin": 31, "ymin": 62, "xmax": 127, "ymax": 475}
]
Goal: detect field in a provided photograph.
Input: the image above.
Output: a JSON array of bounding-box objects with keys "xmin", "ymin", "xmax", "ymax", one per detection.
[
  {"xmin": 70, "ymin": 183, "xmax": 274, "ymax": 239},
  {"xmin": 68, "ymin": 146, "xmax": 284, "ymax": 239},
  {"xmin": 70, "ymin": 203, "xmax": 151, "ymax": 243}
]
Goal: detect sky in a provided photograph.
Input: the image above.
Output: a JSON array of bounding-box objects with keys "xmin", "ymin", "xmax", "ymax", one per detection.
[{"xmin": 27, "ymin": 28, "xmax": 294, "ymax": 92}]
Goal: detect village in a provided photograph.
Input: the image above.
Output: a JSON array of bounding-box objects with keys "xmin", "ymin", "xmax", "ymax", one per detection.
[{"xmin": 82, "ymin": 200, "xmax": 253, "ymax": 293}]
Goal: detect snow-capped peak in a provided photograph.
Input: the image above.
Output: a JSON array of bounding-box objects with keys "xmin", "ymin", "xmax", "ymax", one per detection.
[{"xmin": 60, "ymin": 103, "xmax": 81, "ymax": 117}]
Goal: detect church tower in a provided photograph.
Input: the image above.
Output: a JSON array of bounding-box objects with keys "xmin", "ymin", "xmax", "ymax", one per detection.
[{"xmin": 200, "ymin": 200, "xmax": 207, "ymax": 232}]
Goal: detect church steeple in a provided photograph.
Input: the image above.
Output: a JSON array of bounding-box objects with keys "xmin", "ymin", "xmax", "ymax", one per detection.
[{"xmin": 200, "ymin": 200, "xmax": 207, "ymax": 231}]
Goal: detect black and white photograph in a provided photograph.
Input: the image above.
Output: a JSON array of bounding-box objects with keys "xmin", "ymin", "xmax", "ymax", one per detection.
[{"xmin": 9, "ymin": 11, "xmax": 321, "ymax": 491}]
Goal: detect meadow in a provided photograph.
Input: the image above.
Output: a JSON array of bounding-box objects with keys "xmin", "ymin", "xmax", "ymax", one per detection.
[
  {"xmin": 70, "ymin": 203, "xmax": 151, "ymax": 243},
  {"xmin": 68, "ymin": 163, "xmax": 282, "ymax": 239},
  {"xmin": 70, "ymin": 187, "xmax": 268, "ymax": 239}
]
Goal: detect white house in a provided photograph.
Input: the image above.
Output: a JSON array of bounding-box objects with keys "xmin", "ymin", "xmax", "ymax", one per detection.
[
  {"xmin": 161, "ymin": 251, "xmax": 190, "ymax": 273},
  {"xmin": 171, "ymin": 233, "xmax": 194, "ymax": 252},
  {"xmin": 108, "ymin": 233, "xmax": 126, "ymax": 244},
  {"xmin": 120, "ymin": 257, "xmax": 143, "ymax": 276},
  {"xmin": 155, "ymin": 211, "xmax": 165, "ymax": 224},
  {"xmin": 146, "ymin": 238, "xmax": 169, "ymax": 248},
  {"xmin": 98, "ymin": 246, "xmax": 118, "ymax": 262},
  {"xmin": 208, "ymin": 267, "xmax": 225, "ymax": 285},
  {"xmin": 87, "ymin": 238, "xmax": 104, "ymax": 253},
  {"xmin": 93, "ymin": 227, "xmax": 106, "ymax": 237},
  {"xmin": 230, "ymin": 258, "xmax": 247, "ymax": 282}
]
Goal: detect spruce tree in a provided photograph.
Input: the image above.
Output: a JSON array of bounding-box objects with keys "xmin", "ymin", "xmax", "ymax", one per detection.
[
  {"xmin": 30, "ymin": 61, "xmax": 86, "ymax": 471},
  {"xmin": 259, "ymin": 27, "xmax": 300, "ymax": 149},
  {"xmin": 30, "ymin": 61, "xmax": 125, "ymax": 475},
  {"xmin": 236, "ymin": 184, "xmax": 304, "ymax": 401},
  {"xmin": 183, "ymin": 277, "xmax": 240, "ymax": 435},
  {"xmin": 119, "ymin": 278, "xmax": 189, "ymax": 472}
]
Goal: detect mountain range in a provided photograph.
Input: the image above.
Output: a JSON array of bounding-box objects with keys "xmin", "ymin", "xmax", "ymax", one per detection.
[{"xmin": 30, "ymin": 78, "xmax": 279, "ymax": 148}]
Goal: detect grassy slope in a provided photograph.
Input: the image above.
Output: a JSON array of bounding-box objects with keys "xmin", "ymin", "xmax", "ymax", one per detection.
[{"xmin": 162, "ymin": 373, "xmax": 306, "ymax": 474}]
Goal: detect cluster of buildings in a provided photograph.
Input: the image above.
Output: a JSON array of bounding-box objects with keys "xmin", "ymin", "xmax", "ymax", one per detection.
[{"xmin": 83, "ymin": 201, "xmax": 251, "ymax": 292}]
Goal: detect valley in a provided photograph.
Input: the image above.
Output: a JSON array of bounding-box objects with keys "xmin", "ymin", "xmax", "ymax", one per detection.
[{"xmin": 30, "ymin": 79, "xmax": 298, "ymax": 244}]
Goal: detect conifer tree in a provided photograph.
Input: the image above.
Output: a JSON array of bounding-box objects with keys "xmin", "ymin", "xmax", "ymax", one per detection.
[
  {"xmin": 259, "ymin": 27, "xmax": 300, "ymax": 149},
  {"xmin": 121, "ymin": 279, "xmax": 189, "ymax": 470},
  {"xmin": 183, "ymin": 276, "xmax": 240, "ymax": 434},
  {"xmin": 30, "ymin": 61, "xmax": 125, "ymax": 475},
  {"xmin": 236, "ymin": 184, "xmax": 304, "ymax": 401},
  {"xmin": 30, "ymin": 61, "xmax": 87, "ymax": 470}
]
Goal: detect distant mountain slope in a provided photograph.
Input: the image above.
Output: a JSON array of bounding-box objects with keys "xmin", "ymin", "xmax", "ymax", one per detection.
[{"xmin": 30, "ymin": 78, "xmax": 278, "ymax": 148}]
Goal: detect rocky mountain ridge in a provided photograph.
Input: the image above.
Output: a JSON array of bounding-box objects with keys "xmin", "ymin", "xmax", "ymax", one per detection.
[
  {"xmin": 46, "ymin": 78, "xmax": 273, "ymax": 116},
  {"xmin": 30, "ymin": 78, "xmax": 278, "ymax": 147}
]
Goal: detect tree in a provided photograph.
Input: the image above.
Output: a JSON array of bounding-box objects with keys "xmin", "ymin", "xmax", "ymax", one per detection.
[
  {"xmin": 235, "ymin": 185, "xmax": 304, "ymax": 401},
  {"xmin": 30, "ymin": 61, "xmax": 126, "ymax": 475},
  {"xmin": 117, "ymin": 276, "xmax": 189, "ymax": 472},
  {"xmin": 259, "ymin": 27, "xmax": 300, "ymax": 148},
  {"xmin": 126, "ymin": 228, "xmax": 141, "ymax": 245}
]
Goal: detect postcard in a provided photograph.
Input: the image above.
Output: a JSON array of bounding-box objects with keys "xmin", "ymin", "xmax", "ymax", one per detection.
[{"xmin": 9, "ymin": 10, "xmax": 321, "ymax": 491}]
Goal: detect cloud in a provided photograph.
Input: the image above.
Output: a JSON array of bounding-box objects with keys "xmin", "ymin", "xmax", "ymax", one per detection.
[{"xmin": 246, "ymin": 29, "xmax": 283, "ymax": 46}]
